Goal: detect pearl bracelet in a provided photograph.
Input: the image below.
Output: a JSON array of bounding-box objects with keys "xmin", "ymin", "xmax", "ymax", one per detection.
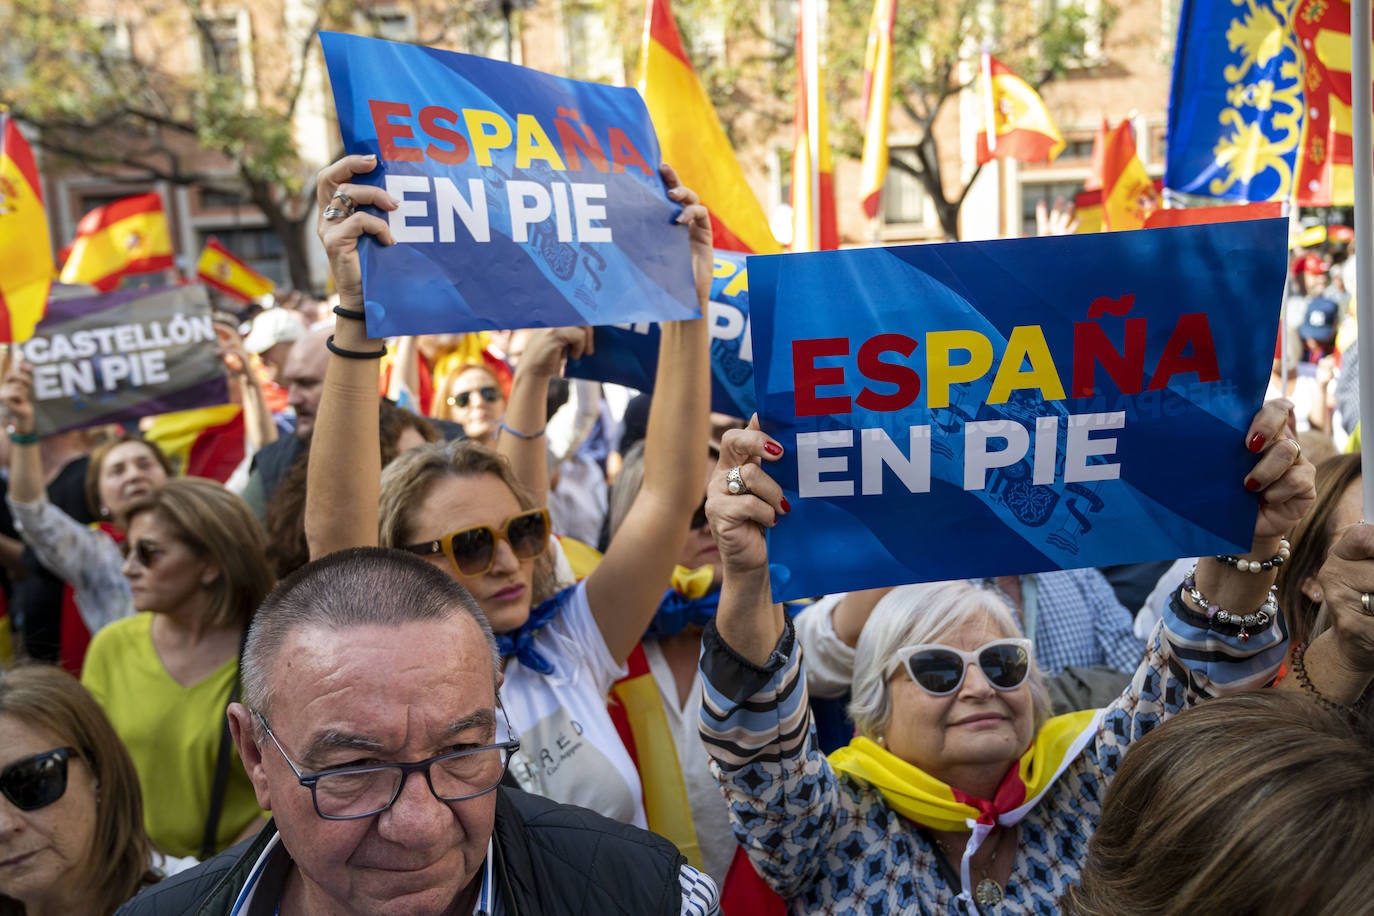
[
  {"xmin": 1181, "ymin": 565, "xmax": 1277, "ymax": 642},
  {"xmin": 1215, "ymin": 538, "xmax": 1290, "ymax": 573}
]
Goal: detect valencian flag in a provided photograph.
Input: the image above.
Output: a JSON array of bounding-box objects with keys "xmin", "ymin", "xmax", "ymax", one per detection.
[
  {"xmin": 1101, "ymin": 120, "xmax": 1159, "ymax": 231},
  {"xmin": 791, "ymin": 0, "xmax": 838, "ymax": 251},
  {"xmin": 59, "ymin": 192, "xmax": 174, "ymax": 293},
  {"xmin": 638, "ymin": 0, "xmax": 779, "ymax": 254},
  {"xmin": 1164, "ymin": 0, "xmax": 1356, "ymax": 206},
  {"xmin": 858, "ymin": 0, "xmax": 897, "ymax": 220},
  {"xmin": 196, "ymin": 237, "xmax": 273, "ymax": 303},
  {"xmin": 975, "ymin": 54, "xmax": 1065, "ymax": 166},
  {"xmin": 0, "ymin": 115, "xmax": 53, "ymax": 343}
]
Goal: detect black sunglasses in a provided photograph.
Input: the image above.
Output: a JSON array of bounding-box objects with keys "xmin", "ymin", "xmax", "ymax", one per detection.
[
  {"xmin": 690, "ymin": 500, "xmax": 709, "ymax": 530},
  {"xmin": 1, "ymin": 747, "xmax": 76, "ymax": 811},
  {"xmin": 122, "ymin": 540, "xmax": 165, "ymax": 569},
  {"xmin": 447, "ymin": 386, "xmax": 500, "ymax": 409},
  {"xmin": 400, "ymin": 508, "xmax": 551, "ymax": 577}
]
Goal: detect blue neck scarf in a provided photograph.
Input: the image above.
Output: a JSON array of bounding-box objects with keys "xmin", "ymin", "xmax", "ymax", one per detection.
[
  {"xmin": 496, "ymin": 585, "xmax": 576, "ymax": 675},
  {"xmin": 644, "ymin": 587, "xmax": 721, "ymax": 640}
]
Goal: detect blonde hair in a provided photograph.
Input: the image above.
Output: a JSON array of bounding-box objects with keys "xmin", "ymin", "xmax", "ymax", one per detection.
[
  {"xmin": 0, "ymin": 664, "xmax": 159, "ymax": 915},
  {"xmin": 378, "ymin": 439, "xmax": 557, "ymax": 611}
]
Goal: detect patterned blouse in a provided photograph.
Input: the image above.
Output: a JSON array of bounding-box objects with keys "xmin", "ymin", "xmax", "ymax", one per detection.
[
  {"xmin": 8, "ymin": 495, "xmax": 132, "ymax": 634},
  {"xmin": 698, "ymin": 591, "xmax": 1287, "ymax": 915}
]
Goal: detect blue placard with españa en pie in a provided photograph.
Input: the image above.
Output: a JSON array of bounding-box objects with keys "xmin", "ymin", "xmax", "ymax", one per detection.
[
  {"xmin": 319, "ymin": 31, "xmax": 699, "ymax": 336},
  {"xmin": 748, "ymin": 220, "xmax": 1288, "ymax": 602}
]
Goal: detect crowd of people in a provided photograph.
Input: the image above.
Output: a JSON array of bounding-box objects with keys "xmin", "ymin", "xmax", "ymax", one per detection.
[{"xmin": 2, "ymin": 152, "xmax": 1373, "ymax": 916}]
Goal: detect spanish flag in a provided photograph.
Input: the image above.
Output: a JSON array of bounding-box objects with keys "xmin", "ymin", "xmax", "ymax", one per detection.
[
  {"xmin": 197, "ymin": 237, "xmax": 273, "ymax": 303},
  {"xmin": 975, "ymin": 54, "xmax": 1065, "ymax": 166},
  {"xmin": 791, "ymin": 0, "xmax": 839, "ymax": 251},
  {"xmin": 0, "ymin": 115, "xmax": 53, "ymax": 343},
  {"xmin": 1290, "ymin": 0, "xmax": 1357, "ymax": 206},
  {"xmin": 1101, "ymin": 120, "xmax": 1159, "ymax": 231},
  {"xmin": 59, "ymin": 192, "xmax": 174, "ymax": 292},
  {"xmin": 858, "ymin": 0, "xmax": 897, "ymax": 220},
  {"xmin": 638, "ymin": 0, "xmax": 779, "ymax": 254}
]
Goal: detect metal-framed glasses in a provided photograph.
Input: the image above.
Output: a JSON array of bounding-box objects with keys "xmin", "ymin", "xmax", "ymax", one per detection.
[
  {"xmin": 891, "ymin": 638, "xmax": 1033, "ymax": 696},
  {"xmin": 399, "ymin": 507, "xmax": 551, "ymax": 577},
  {"xmin": 447, "ymin": 386, "xmax": 500, "ymax": 409},
  {"xmin": 1, "ymin": 747, "xmax": 76, "ymax": 811},
  {"xmin": 252, "ymin": 709, "xmax": 520, "ymax": 820}
]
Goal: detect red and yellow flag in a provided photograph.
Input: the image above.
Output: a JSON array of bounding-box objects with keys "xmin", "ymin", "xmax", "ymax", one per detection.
[
  {"xmin": 791, "ymin": 0, "xmax": 838, "ymax": 251},
  {"xmin": 0, "ymin": 115, "xmax": 53, "ymax": 343},
  {"xmin": 59, "ymin": 192, "xmax": 174, "ymax": 292},
  {"xmin": 975, "ymin": 54, "xmax": 1065, "ymax": 166},
  {"xmin": 858, "ymin": 0, "xmax": 897, "ymax": 220},
  {"xmin": 197, "ymin": 237, "xmax": 273, "ymax": 303},
  {"xmin": 1083, "ymin": 117, "xmax": 1110, "ymax": 191},
  {"xmin": 1290, "ymin": 0, "xmax": 1358, "ymax": 206},
  {"xmin": 1101, "ymin": 120, "xmax": 1159, "ymax": 231},
  {"xmin": 638, "ymin": 0, "xmax": 779, "ymax": 254}
]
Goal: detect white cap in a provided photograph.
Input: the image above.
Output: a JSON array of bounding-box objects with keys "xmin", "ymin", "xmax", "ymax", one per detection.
[{"xmin": 242, "ymin": 307, "xmax": 305, "ymax": 355}]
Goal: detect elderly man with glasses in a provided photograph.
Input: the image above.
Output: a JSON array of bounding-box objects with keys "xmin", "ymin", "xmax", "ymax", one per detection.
[{"xmin": 117, "ymin": 547, "xmax": 718, "ymax": 916}]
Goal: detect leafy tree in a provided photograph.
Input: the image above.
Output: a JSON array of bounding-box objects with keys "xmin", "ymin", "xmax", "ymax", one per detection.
[
  {"xmin": 628, "ymin": 0, "xmax": 1112, "ymax": 241},
  {"xmin": 1, "ymin": 0, "xmax": 502, "ymax": 289}
]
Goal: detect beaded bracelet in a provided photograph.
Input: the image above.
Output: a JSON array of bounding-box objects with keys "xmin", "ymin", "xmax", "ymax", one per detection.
[
  {"xmin": 332, "ymin": 304, "xmax": 367, "ymax": 321},
  {"xmin": 497, "ymin": 420, "xmax": 545, "ymax": 440},
  {"xmin": 1181, "ymin": 565, "xmax": 1277, "ymax": 642},
  {"xmin": 1215, "ymin": 537, "xmax": 1291, "ymax": 573},
  {"xmin": 1289, "ymin": 642, "xmax": 1357, "ymax": 716},
  {"xmin": 326, "ymin": 335, "xmax": 388, "ymax": 360}
]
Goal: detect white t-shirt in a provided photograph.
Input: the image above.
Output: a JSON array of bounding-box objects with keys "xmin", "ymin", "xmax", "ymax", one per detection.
[
  {"xmin": 499, "ymin": 580, "xmax": 645, "ymax": 828},
  {"xmin": 641, "ymin": 638, "xmax": 736, "ymax": 888}
]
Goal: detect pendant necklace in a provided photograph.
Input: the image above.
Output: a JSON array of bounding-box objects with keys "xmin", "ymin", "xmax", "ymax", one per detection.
[{"xmin": 936, "ymin": 827, "xmax": 1007, "ymax": 909}]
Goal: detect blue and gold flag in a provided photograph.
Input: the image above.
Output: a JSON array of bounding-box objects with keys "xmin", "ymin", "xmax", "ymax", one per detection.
[{"xmin": 1165, "ymin": 0, "xmax": 1304, "ymax": 203}]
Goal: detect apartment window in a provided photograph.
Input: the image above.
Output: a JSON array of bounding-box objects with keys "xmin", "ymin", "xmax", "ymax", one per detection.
[
  {"xmin": 197, "ymin": 9, "xmax": 254, "ymax": 96},
  {"xmin": 1020, "ymin": 179, "xmax": 1085, "ymax": 237},
  {"xmin": 359, "ymin": 6, "xmax": 416, "ymax": 43},
  {"xmin": 883, "ymin": 148, "xmax": 928, "ymax": 226},
  {"xmin": 90, "ymin": 18, "xmax": 132, "ymax": 58}
]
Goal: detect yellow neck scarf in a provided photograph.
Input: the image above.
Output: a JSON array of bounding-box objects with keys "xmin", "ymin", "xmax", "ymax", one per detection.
[{"xmin": 829, "ymin": 708, "xmax": 1100, "ymax": 833}]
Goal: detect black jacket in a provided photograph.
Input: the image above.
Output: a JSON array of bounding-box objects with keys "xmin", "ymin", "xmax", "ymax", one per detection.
[{"xmin": 117, "ymin": 787, "xmax": 686, "ymax": 915}]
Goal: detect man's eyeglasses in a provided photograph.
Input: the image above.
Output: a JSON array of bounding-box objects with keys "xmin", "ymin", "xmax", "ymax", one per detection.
[
  {"xmin": 1, "ymin": 747, "xmax": 76, "ymax": 811},
  {"xmin": 447, "ymin": 386, "xmax": 500, "ymax": 409},
  {"xmin": 122, "ymin": 541, "xmax": 165, "ymax": 569},
  {"xmin": 399, "ymin": 508, "xmax": 551, "ymax": 578},
  {"xmin": 891, "ymin": 638, "xmax": 1033, "ymax": 696},
  {"xmin": 252, "ymin": 709, "xmax": 520, "ymax": 821}
]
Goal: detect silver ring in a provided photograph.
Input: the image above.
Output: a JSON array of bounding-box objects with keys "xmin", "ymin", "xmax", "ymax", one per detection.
[
  {"xmin": 331, "ymin": 189, "xmax": 355, "ymax": 210},
  {"xmin": 726, "ymin": 465, "xmax": 750, "ymax": 496},
  {"xmin": 322, "ymin": 205, "xmax": 349, "ymax": 221},
  {"xmin": 1283, "ymin": 436, "xmax": 1302, "ymax": 462},
  {"xmin": 1362, "ymin": 593, "xmax": 1374, "ymax": 616}
]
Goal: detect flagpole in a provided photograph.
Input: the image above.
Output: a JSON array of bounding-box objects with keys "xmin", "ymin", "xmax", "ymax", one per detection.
[
  {"xmin": 804, "ymin": 0, "xmax": 823, "ymax": 250},
  {"xmin": 1354, "ymin": 0, "xmax": 1374, "ymax": 520}
]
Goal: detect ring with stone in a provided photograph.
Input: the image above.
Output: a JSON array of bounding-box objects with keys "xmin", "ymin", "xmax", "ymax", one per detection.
[{"xmin": 726, "ymin": 465, "xmax": 750, "ymax": 496}]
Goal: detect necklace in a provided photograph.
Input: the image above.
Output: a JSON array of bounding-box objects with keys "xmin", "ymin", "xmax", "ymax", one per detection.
[{"xmin": 934, "ymin": 827, "xmax": 1009, "ymax": 909}]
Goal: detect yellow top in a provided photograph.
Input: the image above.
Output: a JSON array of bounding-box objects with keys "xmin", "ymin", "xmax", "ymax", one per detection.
[{"xmin": 81, "ymin": 613, "xmax": 264, "ymax": 858}]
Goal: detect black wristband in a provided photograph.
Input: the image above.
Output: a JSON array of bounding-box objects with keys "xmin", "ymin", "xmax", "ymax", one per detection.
[
  {"xmin": 326, "ymin": 334, "xmax": 387, "ymax": 360},
  {"xmin": 332, "ymin": 304, "xmax": 367, "ymax": 321}
]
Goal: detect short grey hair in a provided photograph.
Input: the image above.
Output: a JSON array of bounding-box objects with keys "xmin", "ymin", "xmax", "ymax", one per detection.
[
  {"xmin": 240, "ymin": 547, "xmax": 500, "ymax": 716},
  {"xmin": 847, "ymin": 580, "xmax": 1051, "ymax": 740}
]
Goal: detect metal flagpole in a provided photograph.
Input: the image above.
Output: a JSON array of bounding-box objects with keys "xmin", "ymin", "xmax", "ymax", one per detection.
[{"xmin": 1355, "ymin": 0, "xmax": 1374, "ymax": 519}]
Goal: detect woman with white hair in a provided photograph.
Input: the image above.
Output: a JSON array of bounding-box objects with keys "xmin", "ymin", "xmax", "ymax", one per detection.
[{"xmin": 697, "ymin": 402, "xmax": 1313, "ymax": 913}]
